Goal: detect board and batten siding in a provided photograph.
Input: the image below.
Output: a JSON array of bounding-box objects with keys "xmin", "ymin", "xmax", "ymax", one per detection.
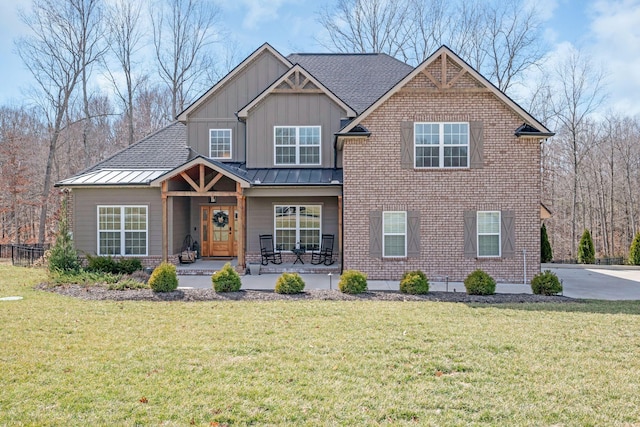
[
  {"xmin": 246, "ymin": 93, "xmax": 346, "ymax": 169},
  {"xmin": 72, "ymin": 187, "xmax": 162, "ymax": 256},
  {"xmin": 171, "ymin": 196, "xmax": 191, "ymax": 254},
  {"xmin": 186, "ymin": 50, "xmax": 290, "ymax": 162},
  {"xmin": 245, "ymin": 196, "xmax": 339, "ymax": 253}
]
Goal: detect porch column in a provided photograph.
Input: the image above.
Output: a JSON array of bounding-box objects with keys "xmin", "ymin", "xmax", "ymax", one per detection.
[
  {"xmin": 162, "ymin": 181, "xmax": 168, "ymax": 262},
  {"xmin": 338, "ymin": 195, "xmax": 343, "ymax": 267},
  {"xmin": 236, "ymin": 182, "xmax": 245, "ymax": 270}
]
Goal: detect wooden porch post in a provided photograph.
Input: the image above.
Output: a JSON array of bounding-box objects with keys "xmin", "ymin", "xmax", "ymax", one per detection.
[
  {"xmin": 338, "ymin": 195, "xmax": 343, "ymax": 268},
  {"xmin": 236, "ymin": 182, "xmax": 246, "ymax": 270},
  {"xmin": 162, "ymin": 181, "xmax": 168, "ymax": 262}
]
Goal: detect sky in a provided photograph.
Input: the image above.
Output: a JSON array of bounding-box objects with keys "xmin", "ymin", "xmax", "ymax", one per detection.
[{"xmin": 1, "ymin": 0, "xmax": 640, "ymax": 115}]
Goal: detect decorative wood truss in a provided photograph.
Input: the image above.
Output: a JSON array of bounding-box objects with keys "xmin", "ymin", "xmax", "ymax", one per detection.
[
  {"xmin": 160, "ymin": 163, "xmax": 246, "ymax": 268},
  {"xmin": 273, "ymin": 69, "xmax": 322, "ymax": 93},
  {"xmin": 400, "ymin": 51, "xmax": 489, "ymax": 94}
]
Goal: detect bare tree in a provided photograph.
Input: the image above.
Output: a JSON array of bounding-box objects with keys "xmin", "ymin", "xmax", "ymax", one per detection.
[
  {"xmin": 483, "ymin": 0, "xmax": 546, "ymax": 92},
  {"xmin": 316, "ymin": 0, "xmax": 546, "ymax": 96},
  {"xmin": 550, "ymin": 47, "xmax": 607, "ymax": 256},
  {"xmin": 76, "ymin": 0, "xmax": 108, "ymax": 168},
  {"xmin": 151, "ymin": 0, "xmax": 221, "ymax": 119},
  {"xmin": 17, "ymin": 0, "xmax": 87, "ymax": 244},
  {"xmin": 317, "ymin": 0, "xmax": 411, "ymax": 57},
  {"xmin": 105, "ymin": 0, "xmax": 147, "ymax": 146}
]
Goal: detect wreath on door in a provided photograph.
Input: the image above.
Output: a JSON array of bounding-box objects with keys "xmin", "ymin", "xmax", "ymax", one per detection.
[{"xmin": 212, "ymin": 211, "xmax": 229, "ymax": 228}]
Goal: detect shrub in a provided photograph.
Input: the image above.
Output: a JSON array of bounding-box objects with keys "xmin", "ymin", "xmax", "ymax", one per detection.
[
  {"xmin": 541, "ymin": 223, "xmax": 553, "ymax": 263},
  {"xmin": 86, "ymin": 255, "xmax": 143, "ymax": 274},
  {"xmin": 464, "ymin": 269, "xmax": 496, "ymax": 295},
  {"xmin": 629, "ymin": 232, "xmax": 640, "ymax": 265},
  {"xmin": 338, "ymin": 270, "xmax": 367, "ymax": 294},
  {"xmin": 48, "ymin": 199, "xmax": 81, "ymax": 273},
  {"xmin": 49, "ymin": 270, "xmax": 120, "ymax": 286},
  {"xmin": 577, "ymin": 229, "xmax": 595, "ymax": 264},
  {"xmin": 148, "ymin": 262, "xmax": 178, "ymax": 292},
  {"xmin": 212, "ymin": 262, "xmax": 241, "ymax": 292},
  {"xmin": 399, "ymin": 270, "xmax": 429, "ymax": 294},
  {"xmin": 275, "ymin": 272, "xmax": 305, "ymax": 294},
  {"xmin": 531, "ymin": 270, "xmax": 562, "ymax": 295},
  {"xmin": 116, "ymin": 258, "xmax": 143, "ymax": 274},
  {"xmin": 86, "ymin": 254, "xmax": 117, "ymax": 274}
]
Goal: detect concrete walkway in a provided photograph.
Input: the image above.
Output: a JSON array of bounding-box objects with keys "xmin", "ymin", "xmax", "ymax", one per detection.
[
  {"xmin": 179, "ymin": 273, "xmax": 532, "ymax": 294},
  {"xmin": 177, "ymin": 264, "xmax": 640, "ymax": 300}
]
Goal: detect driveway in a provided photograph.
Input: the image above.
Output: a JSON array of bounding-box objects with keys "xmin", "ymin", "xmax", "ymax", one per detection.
[{"xmin": 544, "ymin": 264, "xmax": 640, "ymax": 300}]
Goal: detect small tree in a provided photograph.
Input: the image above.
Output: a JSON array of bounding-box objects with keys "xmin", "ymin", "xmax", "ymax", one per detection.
[
  {"xmin": 48, "ymin": 198, "xmax": 81, "ymax": 273},
  {"xmin": 541, "ymin": 223, "xmax": 553, "ymax": 263},
  {"xmin": 577, "ymin": 229, "xmax": 595, "ymax": 264},
  {"xmin": 629, "ymin": 232, "xmax": 640, "ymax": 265}
]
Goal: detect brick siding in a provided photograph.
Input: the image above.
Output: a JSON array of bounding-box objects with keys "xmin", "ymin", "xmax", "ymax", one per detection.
[{"xmin": 342, "ymin": 58, "xmax": 542, "ymax": 283}]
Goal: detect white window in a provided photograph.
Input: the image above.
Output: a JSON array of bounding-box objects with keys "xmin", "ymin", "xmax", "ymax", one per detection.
[
  {"xmin": 477, "ymin": 211, "xmax": 500, "ymax": 257},
  {"xmin": 274, "ymin": 126, "xmax": 321, "ymax": 165},
  {"xmin": 415, "ymin": 122, "xmax": 469, "ymax": 168},
  {"xmin": 209, "ymin": 129, "xmax": 232, "ymax": 159},
  {"xmin": 274, "ymin": 205, "xmax": 321, "ymax": 250},
  {"xmin": 97, "ymin": 206, "xmax": 148, "ymax": 256},
  {"xmin": 383, "ymin": 211, "xmax": 406, "ymax": 257}
]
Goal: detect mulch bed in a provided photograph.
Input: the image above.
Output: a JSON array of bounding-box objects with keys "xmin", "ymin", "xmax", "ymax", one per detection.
[{"xmin": 38, "ymin": 283, "xmax": 576, "ymax": 304}]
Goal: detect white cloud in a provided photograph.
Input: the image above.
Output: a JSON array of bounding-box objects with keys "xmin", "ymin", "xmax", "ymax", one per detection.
[
  {"xmin": 237, "ymin": 0, "xmax": 288, "ymax": 30},
  {"xmin": 588, "ymin": 0, "xmax": 640, "ymax": 114}
]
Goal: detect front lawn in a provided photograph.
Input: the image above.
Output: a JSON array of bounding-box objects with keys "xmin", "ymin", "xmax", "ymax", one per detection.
[{"xmin": 1, "ymin": 263, "xmax": 639, "ymax": 425}]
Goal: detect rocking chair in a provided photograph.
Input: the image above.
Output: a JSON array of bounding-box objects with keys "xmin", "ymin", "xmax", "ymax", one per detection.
[
  {"xmin": 311, "ymin": 234, "xmax": 335, "ymax": 265},
  {"xmin": 259, "ymin": 234, "xmax": 282, "ymax": 265}
]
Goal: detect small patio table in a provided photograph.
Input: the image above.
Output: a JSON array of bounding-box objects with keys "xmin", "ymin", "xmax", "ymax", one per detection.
[{"xmin": 291, "ymin": 246, "xmax": 306, "ymax": 264}]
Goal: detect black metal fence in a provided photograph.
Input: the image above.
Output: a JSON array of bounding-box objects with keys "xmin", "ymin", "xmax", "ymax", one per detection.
[{"xmin": 0, "ymin": 244, "xmax": 50, "ymax": 267}]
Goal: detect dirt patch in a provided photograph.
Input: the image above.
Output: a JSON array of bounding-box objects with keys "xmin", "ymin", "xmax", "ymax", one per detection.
[{"xmin": 38, "ymin": 283, "xmax": 576, "ymax": 303}]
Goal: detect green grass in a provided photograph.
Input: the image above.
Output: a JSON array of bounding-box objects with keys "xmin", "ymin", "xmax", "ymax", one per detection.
[{"xmin": 1, "ymin": 264, "xmax": 640, "ymax": 426}]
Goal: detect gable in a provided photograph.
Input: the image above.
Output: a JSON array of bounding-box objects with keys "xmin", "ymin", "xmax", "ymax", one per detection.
[
  {"xmin": 177, "ymin": 43, "xmax": 292, "ymax": 121},
  {"xmin": 237, "ymin": 65, "xmax": 357, "ymax": 118},
  {"xmin": 339, "ymin": 46, "xmax": 552, "ymax": 137}
]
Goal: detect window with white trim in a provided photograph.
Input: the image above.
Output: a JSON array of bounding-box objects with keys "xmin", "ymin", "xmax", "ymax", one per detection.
[
  {"xmin": 415, "ymin": 122, "xmax": 469, "ymax": 168},
  {"xmin": 209, "ymin": 129, "xmax": 232, "ymax": 159},
  {"xmin": 477, "ymin": 211, "xmax": 500, "ymax": 257},
  {"xmin": 383, "ymin": 211, "xmax": 406, "ymax": 257},
  {"xmin": 274, "ymin": 126, "xmax": 321, "ymax": 165},
  {"xmin": 274, "ymin": 205, "xmax": 321, "ymax": 250},
  {"xmin": 98, "ymin": 206, "xmax": 148, "ymax": 256}
]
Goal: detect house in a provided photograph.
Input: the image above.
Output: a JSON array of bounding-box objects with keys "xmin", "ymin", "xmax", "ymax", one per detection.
[{"xmin": 56, "ymin": 43, "xmax": 553, "ymax": 282}]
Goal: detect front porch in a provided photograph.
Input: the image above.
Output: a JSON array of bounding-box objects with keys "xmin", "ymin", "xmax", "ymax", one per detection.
[{"xmin": 176, "ymin": 258, "xmax": 341, "ymax": 276}]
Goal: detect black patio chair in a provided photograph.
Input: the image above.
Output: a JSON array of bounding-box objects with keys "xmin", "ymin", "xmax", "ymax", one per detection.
[
  {"xmin": 311, "ymin": 234, "xmax": 335, "ymax": 265},
  {"xmin": 259, "ymin": 234, "xmax": 282, "ymax": 265}
]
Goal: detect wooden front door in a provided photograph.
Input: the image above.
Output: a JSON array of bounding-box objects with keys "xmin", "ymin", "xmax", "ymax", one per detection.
[{"xmin": 200, "ymin": 206, "xmax": 237, "ymax": 257}]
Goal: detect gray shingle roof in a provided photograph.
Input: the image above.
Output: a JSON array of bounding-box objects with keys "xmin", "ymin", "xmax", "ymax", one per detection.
[
  {"xmin": 57, "ymin": 122, "xmax": 190, "ymax": 186},
  {"xmin": 86, "ymin": 121, "xmax": 189, "ymax": 172},
  {"xmin": 287, "ymin": 53, "xmax": 413, "ymax": 113}
]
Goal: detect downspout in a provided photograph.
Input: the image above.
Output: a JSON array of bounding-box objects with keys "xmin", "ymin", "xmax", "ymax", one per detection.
[
  {"xmin": 234, "ymin": 112, "xmax": 247, "ymax": 163},
  {"xmin": 523, "ymin": 248, "xmax": 527, "ymax": 284}
]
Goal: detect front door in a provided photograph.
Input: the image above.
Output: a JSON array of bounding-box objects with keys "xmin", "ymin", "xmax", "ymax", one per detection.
[{"xmin": 200, "ymin": 206, "xmax": 237, "ymax": 257}]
